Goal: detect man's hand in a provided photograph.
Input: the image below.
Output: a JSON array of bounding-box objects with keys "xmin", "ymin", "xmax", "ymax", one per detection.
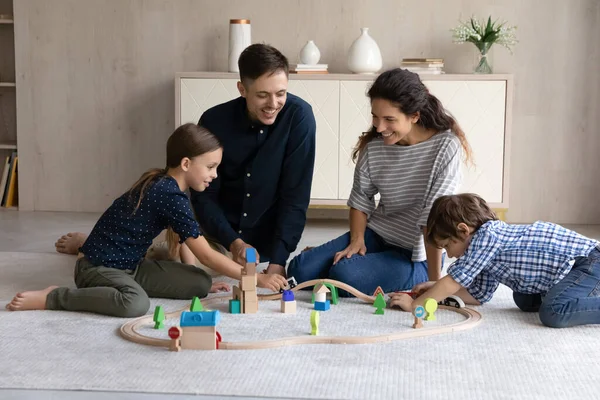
[
  {"xmin": 209, "ymin": 282, "xmax": 231, "ymax": 293},
  {"xmin": 257, "ymin": 273, "xmax": 288, "ymax": 292},
  {"xmin": 229, "ymin": 239, "xmax": 260, "ymax": 266},
  {"xmin": 388, "ymin": 293, "xmax": 414, "ymax": 312},
  {"xmin": 333, "ymin": 240, "xmax": 367, "ymax": 264},
  {"xmin": 412, "ymin": 281, "xmax": 436, "ymax": 296},
  {"xmin": 265, "ymin": 263, "xmax": 286, "ymax": 278}
]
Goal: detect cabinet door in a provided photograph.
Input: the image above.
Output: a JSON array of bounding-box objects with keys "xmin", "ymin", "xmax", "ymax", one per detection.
[
  {"xmin": 424, "ymin": 80, "xmax": 506, "ymax": 204},
  {"xmin": 179, "ymin": 79, "xmax": 239, "ymax": 125},
  {"xmin": 339, "ymin": 80, "xmax": 373, "ymax": 200},
  {"xmin": 288, "ymin": 80, "xmax": 340, "ymax": 199}
]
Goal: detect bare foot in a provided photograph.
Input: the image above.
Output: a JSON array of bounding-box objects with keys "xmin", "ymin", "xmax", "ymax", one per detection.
[
  {"xmin": 5, "ymin": 286, "xmax": 59, "ymax": 311},
  {"xmin": 55, "ymin": 232, "xmax": 87, "ymax": 255}
]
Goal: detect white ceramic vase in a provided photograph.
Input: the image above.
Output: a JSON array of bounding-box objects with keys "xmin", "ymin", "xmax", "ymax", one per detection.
[
  {"xmin": 299, "ymin": 40, "xmax": 321, "ymax": 65},
  {"xmin": 347, "ymin": 27, "xmax": 383, "ymax": 74},
  {"xmin": 228, "ymin": 19, "xmax": 251, "ymax": 72}
]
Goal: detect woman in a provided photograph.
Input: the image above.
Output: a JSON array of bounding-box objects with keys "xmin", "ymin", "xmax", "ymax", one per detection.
[{"xmin": 287, "ymin": 68, "xmax": 472, "ymax": 295}]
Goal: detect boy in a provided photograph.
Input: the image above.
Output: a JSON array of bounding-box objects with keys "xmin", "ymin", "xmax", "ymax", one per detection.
[{"xmin": 389, "ymin": 193, "xmax": 600, "ymax": 328}]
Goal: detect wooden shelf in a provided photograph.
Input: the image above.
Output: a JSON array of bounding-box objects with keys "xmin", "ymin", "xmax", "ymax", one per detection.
[
  {"xmin": 0, "ymin": 82, "xmax": 16, "ymax": 87},
  {"xmin": 0, "ymin": 142, "xmax": 17, "ymax": 150},
  {"xmin": 0, "ymin": 19, "xmax": 14, "ymax": 24}
]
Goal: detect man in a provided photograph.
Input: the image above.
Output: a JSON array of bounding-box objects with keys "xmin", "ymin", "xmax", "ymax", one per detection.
[
  {"xmin": 192, "ymin": 43, "xmax": 316, "ymax": 277},
  {"xmin": 55, "ymin": 44, "xmax": 316, "ymax": 279}
]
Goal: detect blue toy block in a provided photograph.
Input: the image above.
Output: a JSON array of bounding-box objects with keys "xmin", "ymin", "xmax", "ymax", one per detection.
[
  {"xmin": 180, "ymin": 310, "xmax": 221, "ymax": 327},
  {"xmin": 229, "ymin": 299, "xmax": 241, "ymax": 314},
  {"xmin": 282, "ymin": 290, "xmax": 295, "ymax": 302},
  {"xmin": 314, "ymin": 300, "xmax": 330, "ymax": 311},
  {"xmin": 245, "ymin": 248, "xmax": 257, "ymax": 263}
]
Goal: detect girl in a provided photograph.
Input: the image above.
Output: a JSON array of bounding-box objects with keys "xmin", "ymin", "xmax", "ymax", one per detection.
[
  {"xmin": 390, "ymin": 193, "xmax": 600, "ymax": 328},
  {"xmin": 6, "ymin": 123, "xmax": 287, "ymax": 317},
  {"xmin": 287, "ymin": 68, "xmax": 472, "ymax": 295}
]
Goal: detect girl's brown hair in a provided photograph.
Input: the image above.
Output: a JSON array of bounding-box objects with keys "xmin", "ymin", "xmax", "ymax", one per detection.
[
  {"xmin": 352, "ymin": 68, "xmax": 473, "ymax": 163},
  {"xmin": 128, "ymin": 123, "xmax": 221, "ymax": 212},
  {"xmin": 166, "ymin": 228, "xmax": 181, "ymax": 261},
  {"xmin": 425, "ymin": 193, "xmax": 497, "ymax": 247}
]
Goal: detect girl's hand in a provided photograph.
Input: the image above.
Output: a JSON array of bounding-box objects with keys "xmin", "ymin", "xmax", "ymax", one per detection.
[
  {"xmin": 333, "ymin": 240, "xmax": 367, "ymax": 264},
  {"xmin": 257, "ymin": 273, "xmax": 288, "ymax": 292},
  {"xmin": 412, "ymin": 281, "xmax": 436, "ymax": 296},
  {"xmin": 209, "ymin": 282, "xmax": 230, "ymax": 293},
  {"xmin": 388, "ymin": 293, "xmax": 414, "ymax": 312}
]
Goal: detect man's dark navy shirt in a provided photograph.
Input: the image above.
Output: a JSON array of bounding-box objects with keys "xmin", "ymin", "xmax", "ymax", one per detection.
[{"xmin": 190, "ymin": 93, "xmax": 316, "ymax": 266}]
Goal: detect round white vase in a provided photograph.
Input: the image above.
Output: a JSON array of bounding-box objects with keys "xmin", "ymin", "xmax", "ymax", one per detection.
[
  {"xmin": 347, "ymin": 27, "xmax": 383, "ymax": 74},
  {"xmin": 299, "ymin": 40, "xmax": 321, "ymax": 65},
  {"xmin": 228, "ymin": 19, "xmax": 251, "ymax": 72}
]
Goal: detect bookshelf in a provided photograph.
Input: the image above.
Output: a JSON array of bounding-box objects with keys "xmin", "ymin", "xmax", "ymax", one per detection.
[{"xmin": 0, "ymin": 0, "xmax": 17, "ymax": 209}]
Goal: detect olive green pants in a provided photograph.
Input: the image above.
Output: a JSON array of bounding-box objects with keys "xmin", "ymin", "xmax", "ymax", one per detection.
[{"xmin": 46, "ymin": 256, "xmax": 212, "ymax": 318}]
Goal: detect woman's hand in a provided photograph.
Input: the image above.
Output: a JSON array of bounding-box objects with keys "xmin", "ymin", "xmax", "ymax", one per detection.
[
  {"xmin": 209, "ymin": 282, "xmax": 231, "ymax": 293},
  {"xmin": 333, "ymin": 240, "xmax": 367, "ymax": 264},
  {"xmin": 388, "ymin": 293, "xmax": 414, "ymax": 312},
  {"xmin": 257, "ymin": 273, "xmax": 288, "ymax": 292}
]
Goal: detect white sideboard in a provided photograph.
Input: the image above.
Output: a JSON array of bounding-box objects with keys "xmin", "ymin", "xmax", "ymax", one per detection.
[{"xmin": 175, "ymin": 72, "xmax": 513, "ymax": 210}]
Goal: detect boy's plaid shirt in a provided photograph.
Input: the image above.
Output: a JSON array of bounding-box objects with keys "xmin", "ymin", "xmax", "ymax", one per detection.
[{"xmin": 448, "ymin": 220, "xmax": 599, "ymax": 303}]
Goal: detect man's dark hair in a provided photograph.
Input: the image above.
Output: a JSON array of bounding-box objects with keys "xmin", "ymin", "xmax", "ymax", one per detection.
[{"xmin": 238, "ymin": 43, "xmax": 289, "ymax": 85}]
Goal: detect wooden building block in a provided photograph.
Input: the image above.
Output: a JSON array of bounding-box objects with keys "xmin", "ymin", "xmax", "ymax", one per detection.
[
  {"xmin": 310, "ymin": 311, "xmax": 319, "ymax": 335},
  {"xmin": 281, "ymin": 300, "xmax": 296, "ymax": 313},
  {"xmin": 229, "ymin": 299, "xmax": 241, "ymax": 314},
  {"xmin": 412, "ymin": 316, "xmax": 423, "ymax": 329},
  {"xmin": 233, "ymin": 285, "xmax": 244, "ymax": 311},
  {"xmin": 244, "ymin": 262, "xmax": 257, "ymax": 276},
  {"xmin": 180, "ymin": 326, "xmax": 217, "ymax": 350},
  {"xmin": 244, "ymin": 290, "xmax": 257, "ymax": 303},
  {"xmin": 424, "ymin": 298, "xmax": 438, "ymax": 321},
  {"xmin": 244, "ymin": 299, "xmax": 258, "ymax": 314},
  {"xmin": 240, "ymin": 275, "xmax": 257, "ymax": 291}
]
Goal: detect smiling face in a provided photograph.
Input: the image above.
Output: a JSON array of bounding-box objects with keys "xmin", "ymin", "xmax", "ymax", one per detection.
[
  {"xmin": 184, "ymin": 148, "xmax": 222, "ymax": 192},
  {"xmin": 370, "ymin": 98, "xmax": 420, "ymax": 145},
  {"xmin": 238, "ymin": 70, "xmax": 288, "ymax": 125}
]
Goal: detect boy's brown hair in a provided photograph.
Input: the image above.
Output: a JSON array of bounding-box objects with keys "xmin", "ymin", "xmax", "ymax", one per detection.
[{"xmin": 425, "ymin": 193, "xmax": 498, "ymax": 247}]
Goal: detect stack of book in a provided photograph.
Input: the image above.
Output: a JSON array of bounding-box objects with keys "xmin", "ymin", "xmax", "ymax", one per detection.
[
  {"xmin": 0, "ymin": 150, "xmax": 18, "ymax": 208},
  {"xmin": 401, "ymin": 58, "xmax": 444, "ymax": 75},
  {"xmin": 290, "ymin": 63, "xmax": 328, "ymax": 74}
]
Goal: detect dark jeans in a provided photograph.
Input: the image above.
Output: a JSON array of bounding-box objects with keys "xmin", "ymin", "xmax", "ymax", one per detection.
[
  {"xmin": 513, "ymin": 247, "xmax": 600, "ymax": 328},
  {"xmin": 287, "ymin": 227, "xmax": 428, "ymax": 296},
  {"xmin": 46, "ymin": 256, "xmax": 212, "ymax": 318}
]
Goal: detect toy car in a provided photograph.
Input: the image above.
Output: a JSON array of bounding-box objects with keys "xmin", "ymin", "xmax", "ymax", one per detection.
[
  {"xmin": 438, "ymin": 295, "xmax": 465, "ymax": 308},
  {"xmin": 279, "ymin": 276, "xmax": 298, "ymax": 293}
]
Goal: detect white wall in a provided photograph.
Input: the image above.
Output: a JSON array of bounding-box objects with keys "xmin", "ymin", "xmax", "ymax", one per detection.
[{"xmin": 13, "ymin": 0, "xmax": 600, "ymax": 223}]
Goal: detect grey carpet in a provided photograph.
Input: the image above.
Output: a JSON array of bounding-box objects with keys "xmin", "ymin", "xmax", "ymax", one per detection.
[{"xmin": 1, "ymin": 251, "xmax": 599, "ymax": 399}]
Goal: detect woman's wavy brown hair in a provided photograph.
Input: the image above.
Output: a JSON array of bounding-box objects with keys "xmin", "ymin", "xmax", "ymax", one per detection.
[{"xmin": 352, "ymin": 68, "xmax": 472, "ymax": 163}]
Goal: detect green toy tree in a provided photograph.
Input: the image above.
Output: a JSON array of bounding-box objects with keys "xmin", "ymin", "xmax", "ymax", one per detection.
[
  {"xmin": 373, "ymin": 293, "xmax": 386, "ymax": 315},
  {"xmin": 153, "ymin": 305, "xmax": 165, "ymax": 329},
  {"xmin": 190, "ymin": 296, "xmax": 204, "ymax": 312}
]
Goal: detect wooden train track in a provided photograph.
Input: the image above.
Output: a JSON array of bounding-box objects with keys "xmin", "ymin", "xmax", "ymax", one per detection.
[{"xmin": 120, "ymin": 279, "xmax": 482, "ymax": 349}]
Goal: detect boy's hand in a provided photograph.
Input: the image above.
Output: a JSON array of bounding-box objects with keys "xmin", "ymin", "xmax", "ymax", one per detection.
[
  {"xmin": 412, "ymin": 281, "xmax": 436, "ymax": 296},
  {"xmin": 209, "ymin": 282, "xmax": 230, "ymax": 293},
  {"xmin": 388, "ymin": 293, "xmax": 414, "ymax": 312},
  {"xmin": 257, "ymin": 273, "xmax": 288, "ymax": 292}
]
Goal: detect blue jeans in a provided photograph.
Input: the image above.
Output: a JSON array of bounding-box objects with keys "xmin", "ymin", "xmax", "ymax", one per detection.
[
  {"xmin": 515, "ymin": 247, "xmax": 600, "ymax": 328},
  {"xmin": 287, "ymin": 228, "xmax": 428, "ymax": 296}
]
